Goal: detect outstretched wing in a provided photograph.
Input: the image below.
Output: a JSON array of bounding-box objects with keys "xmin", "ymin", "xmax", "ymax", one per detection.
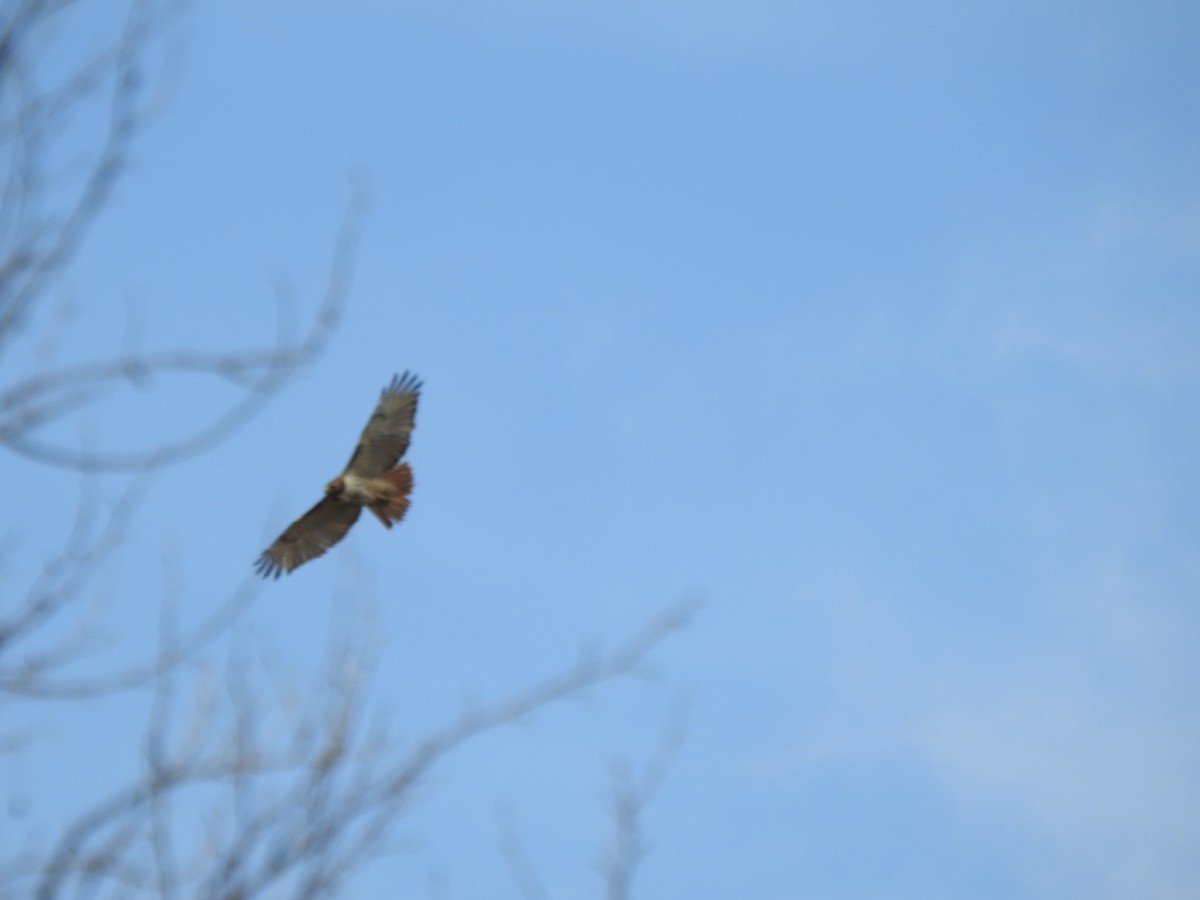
[
  {"xmin": 343, "ymin": 371, "xmax": 422, "ymax": 478},
  {"xmin": 255, "ymin": 496, "xmax": 362, "ymax": 579}
]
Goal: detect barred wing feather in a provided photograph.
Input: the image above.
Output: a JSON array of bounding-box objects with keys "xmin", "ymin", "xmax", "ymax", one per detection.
[
  {"xmin": 254, "ymin": 497, "xmax": 362, "ymax": 579},
  {"xmin": 343, "ymin": 371, "xmax": 422, "ymax": 478}
]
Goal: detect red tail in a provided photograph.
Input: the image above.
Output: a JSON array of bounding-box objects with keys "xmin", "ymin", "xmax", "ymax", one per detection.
[{"xmin": 369, "ymin": 463, "xmax": 413, "ymax": 529}]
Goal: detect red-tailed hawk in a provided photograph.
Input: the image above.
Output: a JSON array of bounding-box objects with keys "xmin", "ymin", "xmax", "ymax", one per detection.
[{"xmin": 255, "ymin": 372, "xmax": 421, "ymax": 578}]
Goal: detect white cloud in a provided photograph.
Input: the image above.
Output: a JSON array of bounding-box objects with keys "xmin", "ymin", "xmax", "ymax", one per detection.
[{"xmin": 804, "ymin": 562, "xmax": 1200, "ymax": 897}]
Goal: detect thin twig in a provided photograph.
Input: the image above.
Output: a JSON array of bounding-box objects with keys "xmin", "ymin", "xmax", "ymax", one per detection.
[
  {"xmin": 602, "ymin": 693, "xmax": 689, "ymax": 900},
  {"xmin": 1, "ymin": 188, "xmax": 367, "ymax": 471},
  {"xmin": 497, "ymin": 802, "xmax": 551, "ymax": 900}
]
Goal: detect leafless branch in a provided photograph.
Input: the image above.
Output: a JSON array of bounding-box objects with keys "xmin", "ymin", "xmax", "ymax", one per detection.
[
  {"xmin": 602, "ymin": 694, "xmax": 690, "ymax": 900},
  {"xmin": 8, "ymin": 576, "xmax": 267, "ymax": 699},
  {"xmin": 146, "ymin": 550, "xmax": 183, "ymax": 900},
  {"xmin": 0, "ymin": 1, "xmax": 364, "ymax": 475},
  {"xmin": 0, "ymin": 476, "xmax": 145, "ymax": 691},
  {"xmin": 28, "ymin": 600, "xmax": 698, "ymax": 900},
  {"xmin": 0, "ymin": 0, "xmax": 179, "ymax": 350},
  {"xmin": 0, "ymin": 187, "xmax": 366, "ymax": 471},
  {"xmin": 497, "ymin": 802, "xmax": 551, "ymax": 900}
]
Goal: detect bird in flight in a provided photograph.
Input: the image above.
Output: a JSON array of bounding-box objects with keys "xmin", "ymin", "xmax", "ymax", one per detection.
[{"xmin": 255, "ymin": 372, "xmax": 421, "ymax": 578}]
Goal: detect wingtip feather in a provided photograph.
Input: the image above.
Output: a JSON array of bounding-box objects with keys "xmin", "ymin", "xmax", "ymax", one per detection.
[
  {"xmin": 254, "ymin": 553, "xmax": 285, "ymax": 580},
  {"xmin": 382, "ymin": 370, "xmax": 422, "ymax": 397}
]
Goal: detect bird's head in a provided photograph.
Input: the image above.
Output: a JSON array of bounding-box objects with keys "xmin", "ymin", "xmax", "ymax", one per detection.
[{"xmin": 324, "ymin": 475, "xmax": 345, "ymax": 497}]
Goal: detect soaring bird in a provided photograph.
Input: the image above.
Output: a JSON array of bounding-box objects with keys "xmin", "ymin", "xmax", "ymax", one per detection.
[{"xmin": 255, "ymin": 372, "xmax": 421, "ymax": 578}]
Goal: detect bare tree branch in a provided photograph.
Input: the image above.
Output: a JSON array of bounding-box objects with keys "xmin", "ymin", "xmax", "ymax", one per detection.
[
  {"xmin": 0, "ymin": 1, "xmax": 365, "ymax": 477},
  {"xmin": 0, "ymin": 476, "xmax": 145, "ymax": 687},
  {"xmin": 146, "ymin": 554, "xmax": 183, "ymax": 900},
  {"xmin": 497, "ymin": 802, "xmax": 551, "ymax": 900},
  {"xmin": 0, "ymin": 0, "xmax": 179, "ymax": 350},
  {"xmin": 28, "ymin": 600, "xmax": 698, "ymax": 900},
  {"xmin": 0, "ymin": 187, "xmax": 367, "ymax": 472},
  {"xmin": 3, "ymin": 577, "xmax": 268, "ymax": 700},
  {"xmin": 602, "ymin": 694, "xmax": 689, "ymax": 900}
]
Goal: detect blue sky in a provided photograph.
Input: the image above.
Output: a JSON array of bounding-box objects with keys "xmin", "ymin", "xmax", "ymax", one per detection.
[{"xmin": 5, "ymin": 1, "xmax": 1200, "ymax": 897}]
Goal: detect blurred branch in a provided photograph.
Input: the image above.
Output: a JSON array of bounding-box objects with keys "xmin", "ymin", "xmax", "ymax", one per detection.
[
  {"xmin": 602, "ymin": 693, "xmax": 689, "ymax": 900},
  {"xmin": 3, "ymin": 575, "xmax": 266, "ymax": 699},
  {"xmin": 496, "ymin": 690, "xmax": 691, "ymax": 900},
  {"xmin": 0, "ymin": 0, "xmax": 364, "ymax": 475},
  {"xmin": 0, "ymin": 466, "xmax": 266, "ymax": 700},
  {"xmin": 199, "ymin": 600, "xmax": 699, "ymax": 900},
  {"xmin": 497, "ymin": 802, "xmax": 550, "ymax": 900},
  {"xmin": 0, "ymin": 187, "xmax": 366, "ymax": 471},
  {"xmin": 0, "ymin": 477, "xmax": 145, "ymax": 693},
  {"xmin": 30, "ymin": 600, "xmax": 699, "ymax": 900},
  {"xmin": 0, "ymin": 0, "xmax": 179, "ymax": 350}
]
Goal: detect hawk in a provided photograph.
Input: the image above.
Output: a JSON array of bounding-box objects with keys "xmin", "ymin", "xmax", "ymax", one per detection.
[{"xmin": 255, "ymin": 372, "xmax": 421, "ymax": 578}]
